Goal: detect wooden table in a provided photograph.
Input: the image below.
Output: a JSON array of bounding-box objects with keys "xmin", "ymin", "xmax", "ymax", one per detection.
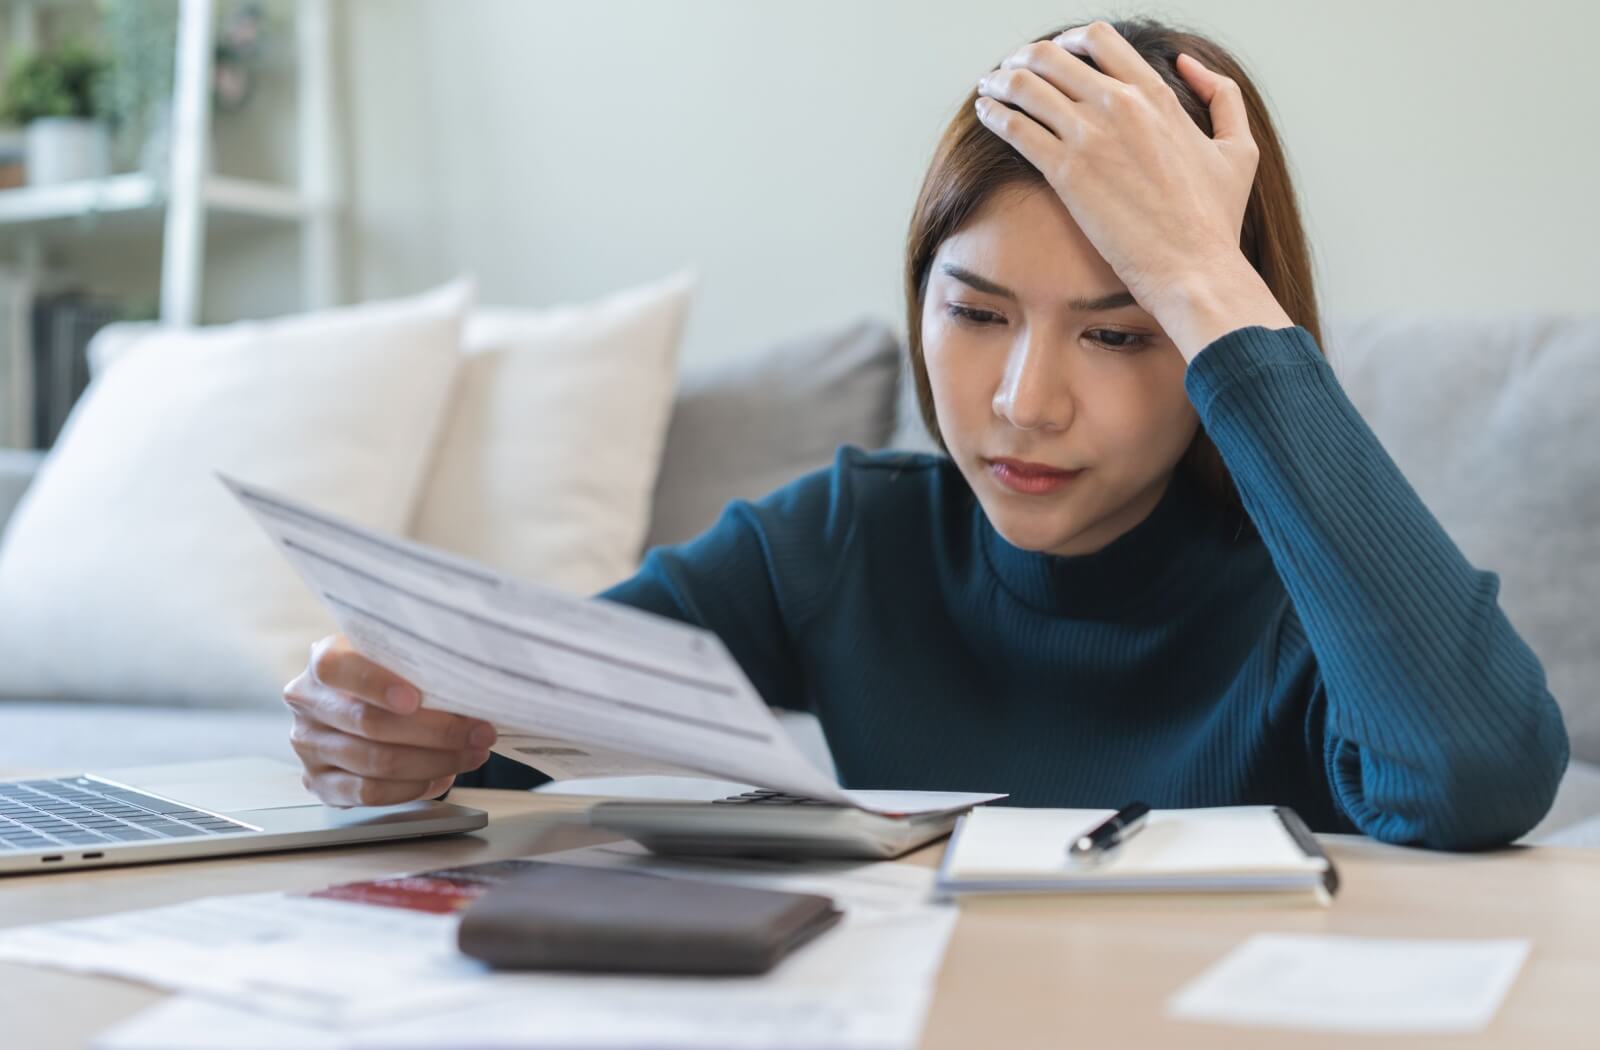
[{"xmin": 3, "ymin": 787, "xmax": 1597, "ymax": 1048}]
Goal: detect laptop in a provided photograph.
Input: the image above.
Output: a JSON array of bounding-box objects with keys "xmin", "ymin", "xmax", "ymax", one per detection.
[{"xmin": 0, "ymin": 757, "xmax": 487, "ymax": 876}]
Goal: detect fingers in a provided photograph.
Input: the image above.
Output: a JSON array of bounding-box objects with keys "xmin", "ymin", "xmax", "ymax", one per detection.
[
  {"xmin": 1175, "ymin": 53, "xmax": 1254, "ymax": 149},
  {"xmin": 974, "ymin": 96, "xmax": 1060, "ymax": 176},
  {"xmin": 996, "ymin": 41, "xmax": 1102, "ymax": 105},
  {"xmin": 1053, "ymin": 21, "xmax": 1164, "ymax": 94},
  {"xmin": 982, "ymin": 33, "xmax": 1161, "ymax": 147},
  {"xmin": 306, "ymin": 769, "xmax": 458, "ymax": 809},
  {"xmin": 979, "ymin": 67, "xmax": 1076, "ymax": 140},
  {"xmin": 284, "ymin": 671, "xmax": 497, "ymax": 751},
  {"xmin": 290, "ymin": 719, "xmax": 489, "ymax": 784},
  {"xmin": 288, "ymin": 635, "xmax": 494, "ymax": 810},
  {"xmin": 308, "ymin": 635, "xmax": 421, "ymax": 713}
]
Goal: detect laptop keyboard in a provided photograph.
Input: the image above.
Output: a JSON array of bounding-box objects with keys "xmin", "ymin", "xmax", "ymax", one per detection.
[{"xmin": 0, "ymin": 777, "xmax": 255, "ymax": 854}]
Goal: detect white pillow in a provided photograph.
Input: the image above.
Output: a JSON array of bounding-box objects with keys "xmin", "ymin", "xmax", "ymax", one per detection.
[
  {"xmin": 0, "ymin": 280, "xmax": 471, "ymax": 708},
  {"xmin": 410, "ymin": 271, "xmax": 696, "ymax": 594}
]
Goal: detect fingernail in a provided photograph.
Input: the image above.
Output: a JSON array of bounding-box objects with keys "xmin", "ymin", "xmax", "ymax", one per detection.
[
  {"xmin": 470, "ymin": 724, "xmax": 496, "ymax": 748},
  {"xmin": 387, "ymin": 685, "xmax": 419, "ymax": 712},
  {"xmin": 977, "ymin": 75, "xmax": 989, "ymax": 92}
]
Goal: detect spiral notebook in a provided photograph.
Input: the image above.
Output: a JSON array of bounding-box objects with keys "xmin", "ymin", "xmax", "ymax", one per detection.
[{"xmin": 935, "ymin": 805, "xmax": 1339, "ymax": 904}]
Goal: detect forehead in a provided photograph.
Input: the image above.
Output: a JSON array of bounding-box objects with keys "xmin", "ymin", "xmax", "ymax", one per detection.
[{"xmin": 932, "ymin": 184, "xmax": 1123, "ymax": 299}]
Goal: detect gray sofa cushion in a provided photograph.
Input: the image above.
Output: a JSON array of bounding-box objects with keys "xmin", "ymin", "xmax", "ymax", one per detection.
[
  {"xmin": 2, "ymin": 701, "xmax": 296, "ymax": 774},
  {"xmin": 642, "ymin": 317, "xmax": 903, "ymax": 550},
  {"xmin": 1326, "ymin": 314, "xmax": 1600, "ymax": 764}
]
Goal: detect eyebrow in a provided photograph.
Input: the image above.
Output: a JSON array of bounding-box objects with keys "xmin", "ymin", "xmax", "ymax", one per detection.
[{"xmin": 938, "ymin": 263, "xmax": 1139, "ymax": 313}]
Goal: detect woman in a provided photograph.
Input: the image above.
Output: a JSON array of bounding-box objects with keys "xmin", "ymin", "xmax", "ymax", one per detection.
[{"xmin": 284, "ymin": 18, "xmax": 1568, "ymax": 850}]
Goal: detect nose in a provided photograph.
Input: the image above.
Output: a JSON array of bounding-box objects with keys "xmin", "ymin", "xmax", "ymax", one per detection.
[{"xmin": 992, "ymin": 330, "xmax": 1073, "ymax": 432}]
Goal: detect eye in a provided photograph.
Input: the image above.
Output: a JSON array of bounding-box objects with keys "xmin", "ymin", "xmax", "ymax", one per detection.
[
  {"xmin": 945, "ymin": 304, "xmax": 1004, "ymax": 326},
  {"xmin": 1088, "ymin": 329, "xmax": 1149, "ymax": 352}
]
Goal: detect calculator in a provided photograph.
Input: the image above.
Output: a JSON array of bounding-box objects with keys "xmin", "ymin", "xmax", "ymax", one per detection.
[{"xmin": 586, "ymin": 789, "xmax": 963, "ymax": 860}]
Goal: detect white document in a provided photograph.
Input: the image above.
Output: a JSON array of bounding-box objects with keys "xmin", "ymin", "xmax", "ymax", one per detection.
[
  {"xmin": 0, "ymin": 890, "xmax": 481, "ymax": 1025},
  {"xmin": 223, "ymin": 474, "xmax": 1001, "ymax": 817},
  {"xmin": 17, "ymin": 845, "xmax": 956, "ymax": 1049},
  {"xmin": 95, "ymin": 906, "xmax": 956, "ymax": 1049},
  {"xmin": 535, "ymin": 774, "xmax": 763, "ymax": 802},
  {"xmin": 1167, "ymin": 933, "xmax": 1531, "ymax": 1032}
]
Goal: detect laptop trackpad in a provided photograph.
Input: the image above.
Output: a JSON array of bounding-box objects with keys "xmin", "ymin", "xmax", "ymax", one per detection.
[{"xmin": 94, "ymin": 757, "xmax": 321, "ymax": 813}]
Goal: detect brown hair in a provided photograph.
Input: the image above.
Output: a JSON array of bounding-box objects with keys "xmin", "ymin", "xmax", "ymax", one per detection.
[{"xmin": 904, "ymin": 16, "xmax": 1323, "ymax": 533}]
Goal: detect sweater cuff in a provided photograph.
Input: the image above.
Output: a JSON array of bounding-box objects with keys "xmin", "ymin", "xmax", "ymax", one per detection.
[{"xmin": 1183, "ymin": 324, "xmax": 1326, "ymax": 415}]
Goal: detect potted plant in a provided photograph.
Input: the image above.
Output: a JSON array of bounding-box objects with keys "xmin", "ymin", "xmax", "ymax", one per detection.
[
  {"xmin": 99, "ymin": 0, "xmax": 176, "ymax": 176},
  {"xmin": 1, "ymin": 41, "xmax": 113, "ymax": 186}
]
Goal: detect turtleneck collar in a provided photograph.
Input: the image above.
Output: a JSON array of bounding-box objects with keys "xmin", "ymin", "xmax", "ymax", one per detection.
[{"xmin": 974, "ymin": 466, "xmax": 1219, "ymax": 619}]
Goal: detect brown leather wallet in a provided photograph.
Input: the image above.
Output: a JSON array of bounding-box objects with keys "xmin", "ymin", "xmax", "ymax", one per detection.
[{"xmin": 456, "ymin": 861, "xmax": 843, "ymax": 975}]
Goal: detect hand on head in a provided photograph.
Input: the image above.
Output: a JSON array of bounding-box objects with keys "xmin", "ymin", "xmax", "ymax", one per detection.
[{"xmin": 974, "ymin": 20, "xmax": 1260, "ymax": 313}]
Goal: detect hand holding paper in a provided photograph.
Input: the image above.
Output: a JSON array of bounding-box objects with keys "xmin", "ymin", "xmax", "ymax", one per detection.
[
  {"xmin": 225, "ymin": 474, "xmax": 1002, "ymax": 817},
  {"xmin": 283, "ymin": 633, "xmax": 501, "ymax": 807}
]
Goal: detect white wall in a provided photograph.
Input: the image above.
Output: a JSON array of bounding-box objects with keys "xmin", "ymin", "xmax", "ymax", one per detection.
[{"xmin": 334, "ymin": 0, "xmax": 1599, "ymax": 369}]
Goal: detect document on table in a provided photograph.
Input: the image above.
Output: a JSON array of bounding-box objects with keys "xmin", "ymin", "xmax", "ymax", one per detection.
[
  {"xmin": 222, "ymin": 474, "xmax": 1001, "ymax": 817},
  {"xmin": 1167, "ymin": 933, "xmax": 1531, "ymax": 1033},
  {"xmin": 0, "ymin": 887, "xmax": 480, "ymax": 1025},
  {"xmin": 94, "ymin": 897, "xmax": 955, "ymax": 1050},
  {"xmin": 0, "ymin": 844, "xmax": 954, "ymax": 1049}
]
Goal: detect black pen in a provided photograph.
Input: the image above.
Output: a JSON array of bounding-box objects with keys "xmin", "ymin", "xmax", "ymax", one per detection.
[{"xmin": 1067, "ymin": 801, "xmax": 1151, "ymax": 864}]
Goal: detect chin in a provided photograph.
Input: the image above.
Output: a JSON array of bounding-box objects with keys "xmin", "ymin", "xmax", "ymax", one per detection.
[{"xmin": 982, "ymin": 504, "xmax": 1082, "ymax": 554}]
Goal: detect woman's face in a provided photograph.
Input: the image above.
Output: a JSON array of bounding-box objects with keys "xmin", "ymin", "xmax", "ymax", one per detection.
[{"xmin": 920, "ymin": 182, "xmax": 1200, "ymax": 557}]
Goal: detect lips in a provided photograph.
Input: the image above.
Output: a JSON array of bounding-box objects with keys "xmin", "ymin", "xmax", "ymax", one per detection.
[
  {"xmin": 987, "ymin": 457, "xmax": 1076, "ymax": 477},
  {"xmin": 985, "ymin": 457, "xmax": 1084, "ymax": 495}
]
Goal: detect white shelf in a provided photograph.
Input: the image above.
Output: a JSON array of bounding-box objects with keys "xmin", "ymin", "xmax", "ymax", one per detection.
[
  {"xmin": 0, "ymin": 173, "xmax": 311, "ymax": 231},
  {"xmin": 1, "ymin": 0, "xmax": 336, "ymax": 323},
  {"xmin": 201, "ymin": 175, "xmax": 311, "ymax": 221},
  {"xmin": 0, "ymin": 173, "xmax": 160, "ymax": 224}
]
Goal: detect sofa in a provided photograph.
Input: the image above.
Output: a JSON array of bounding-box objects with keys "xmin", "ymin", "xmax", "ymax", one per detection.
[{"xmin": 3, "ymin": 310, "xmax": 1598, "ymax": 847}]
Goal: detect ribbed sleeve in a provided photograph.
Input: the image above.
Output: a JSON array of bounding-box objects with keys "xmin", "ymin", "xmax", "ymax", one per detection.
[{"xmin": 1185, "ymin": 325, "xmax": 1569, "ymax": 848}]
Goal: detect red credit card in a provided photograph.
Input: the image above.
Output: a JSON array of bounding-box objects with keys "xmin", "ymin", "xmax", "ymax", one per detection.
[{"xmin": 303, "ymin": 859, "xmax": 545, "ymax": 915}]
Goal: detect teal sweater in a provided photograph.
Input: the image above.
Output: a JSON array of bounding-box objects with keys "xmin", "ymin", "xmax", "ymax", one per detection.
[{"xmin": 459, "ymin": 324, "xmax": 1569, "ymax": 850}]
